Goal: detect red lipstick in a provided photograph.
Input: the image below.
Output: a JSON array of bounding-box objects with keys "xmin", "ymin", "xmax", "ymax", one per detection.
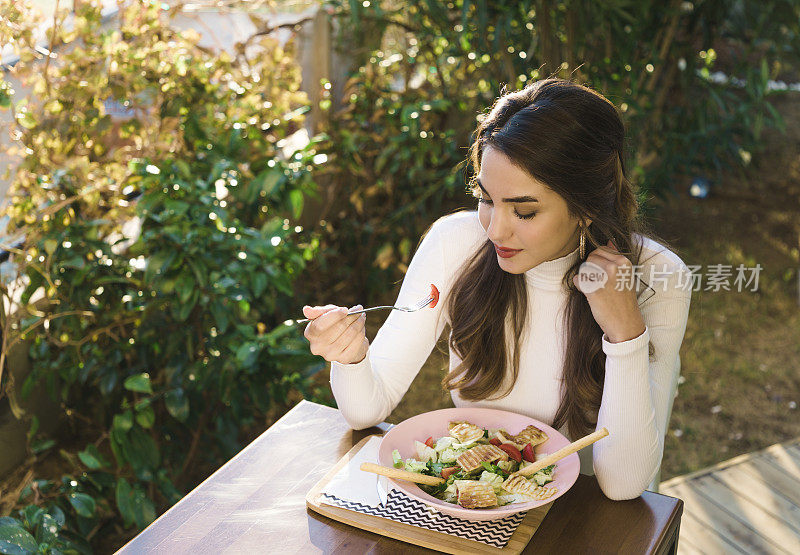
[{"xmin": 494, "ymin": 245, "xmax": 522, "ymax": 258}]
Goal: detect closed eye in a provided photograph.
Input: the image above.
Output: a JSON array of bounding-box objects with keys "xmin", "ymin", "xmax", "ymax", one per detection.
[{"xmin": 478, "ymin": 196, "xmax": 536, "ymax": 220}]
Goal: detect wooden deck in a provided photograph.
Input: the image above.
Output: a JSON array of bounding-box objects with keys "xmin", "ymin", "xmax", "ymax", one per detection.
[{"xmin": 658, "ymin": 436, "xmax": 800, "ymax": 554}]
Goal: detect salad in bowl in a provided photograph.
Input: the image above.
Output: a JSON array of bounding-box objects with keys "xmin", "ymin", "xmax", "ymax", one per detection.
[
  {"xmin": 393, "ymin": 420, "xmax": 558, "ymax": 508},
  {"xmin": 377, "ymin": 408, "xmax": 580, "ymax": 521}
]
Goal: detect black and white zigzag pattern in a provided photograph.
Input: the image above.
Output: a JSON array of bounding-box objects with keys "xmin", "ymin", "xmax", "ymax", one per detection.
[{"xmin": 320, "ymin": 490, "xmax": 525, "ymax": 548}]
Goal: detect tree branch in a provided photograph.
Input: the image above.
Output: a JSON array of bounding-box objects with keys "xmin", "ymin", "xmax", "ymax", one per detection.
[{"xmin": 179, "ymin": 406, "xmax": 212, "ymax": 479}]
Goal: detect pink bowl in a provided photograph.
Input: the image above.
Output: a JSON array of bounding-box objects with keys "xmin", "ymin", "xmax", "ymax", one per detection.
[{"xmin": 378, "ymin": 407, "xmax": 580, "ymax": 521}]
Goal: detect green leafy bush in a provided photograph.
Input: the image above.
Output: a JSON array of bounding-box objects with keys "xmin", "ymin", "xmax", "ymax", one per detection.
[
  {"xmin": 310, "ymin": 0, "xmax": 796, "ymax": 302},
  {"xmin": 1, "ymin": 484, "xmax": 94, "ymax": 554},
  {"xmin": 1, "ymin": 0, "xmax": 798, "ymax": 550},
  {"xmin": 1, "ymin": 0, "xmax": 326, "ymax": 550}
]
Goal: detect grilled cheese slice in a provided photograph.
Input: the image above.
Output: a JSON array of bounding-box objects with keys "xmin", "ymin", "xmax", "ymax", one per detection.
[
  {"xmin": 454, "ymin": 480, "xmax": 497, "ymax": 509},
  {"xmin": 495, "ymin": 426, "xmax": 548, "ymax": 450},
  {"xmin": 456, "ymin": 444, "xmax": 508, "ymax": 472},
  {"xmin": 448, "ymin": 421, "xmax": 485, "ymax": 444},
  {"xmin": 514, "ymin": 425, "xmax": 548, "ymax": 448},
  {"xmin": 502, "ymin": 475, "xmax": 558, "ymax": 500},
  {"xmin": 495, "ymin": 430, "xmax": 524, "ymax": 450}
]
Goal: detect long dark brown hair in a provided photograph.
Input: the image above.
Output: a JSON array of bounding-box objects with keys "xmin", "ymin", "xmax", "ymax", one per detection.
[{"xmin": 442, "ymin": 78, "xmax": 665, "ymax": 439}]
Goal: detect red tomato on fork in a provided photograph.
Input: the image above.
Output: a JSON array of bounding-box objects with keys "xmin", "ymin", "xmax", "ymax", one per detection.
[
  {"xmin": 429, "ymin": 284, "xmax": 440, "ymax": 309},
  {"xmin": 498, "ymin": 443, "xmax": 522, "ymax": 462}
]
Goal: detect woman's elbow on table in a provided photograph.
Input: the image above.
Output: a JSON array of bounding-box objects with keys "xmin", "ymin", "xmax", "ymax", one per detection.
[
  {"xmin": 599, "ymin": 481, "xmax": 647, "ymax": 501},
  {"xmin": 593, "ymin": 439, "xmax": 662, "ymax": 500},
  {"xmin": 596, "ymin": 467, "xmax": 656, "ymax": 500},
  {"xmin": 337, "ymin": 405, "xmax": 388, "ymax": 431}
]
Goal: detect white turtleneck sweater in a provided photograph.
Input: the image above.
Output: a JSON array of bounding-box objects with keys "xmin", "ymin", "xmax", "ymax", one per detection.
[{"xmin": 330, "ymin": 210, "xmax": 692, "ymax": 500}]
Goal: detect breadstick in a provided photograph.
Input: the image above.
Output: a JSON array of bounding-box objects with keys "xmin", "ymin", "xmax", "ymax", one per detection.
[
  {"xmin": 360, "ymin": 462, "xmax": 445, "ymax": 486},
  {"xmin": 514, "ymin": 427, "xmax": 609, "ymax": 478}
]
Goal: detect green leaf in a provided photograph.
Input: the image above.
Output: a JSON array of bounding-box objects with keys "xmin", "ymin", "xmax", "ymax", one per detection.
[
  {"xmin": 31, "ymin": 439, "xmax": 55, "ymax": 454},
  {"xmin": 109, "ymin": 427, "xmax": 125, "ymax": 466},
  {"xmin": 67, "ymin": 493, "xmax": 96, "ymax": 518},
  {"xmin": 765, "ymin": 101, "xmax": 786, "ymax": 133},
  {"xmin": 253, "ymin": 167, "xmax": 284, "ymax": 197},
  {"xmin": 210, "ymin": 301, "xmax": 229, "ymax": 333},
  {"xmin": 289, "ymin": 189, "xmax": 304, "ymax": 219},
  {"xmin": 131, "ymin": 486, "xmax": 156, "ymax": 529},
  {"xmin": 251, "ymin": 272, "xmax": 267, "ymax": 297},
  {"xmin": 47, "ymin": 507, "xmax": 65, "ymax": 529},
  {"xmin": 155, "ymin": 471, "xmax": 182, "ymax": 504},
  {"xmin": 236, "ymin": 342, "xmax": 259, "ymax": 367},
  {"xmin": 145, "ymin": 250, "xmax": 176, "ymax": 281},
  {"xmin": 61, "ymin": 256, "xmax": 85, "ymax": 270},
  {"xmin": 19, "ymin": 506, "xmax": 43, "ymax": 530},
  {"xmin": 0, "ymin": 521, "xmax": 37, "ymax": 555},
  {"xmin": 20, "ymin": 272, "xmax": 44, "ymax": 305},
  {"xmin": 125, "ymin": 427, "xmax": 160, "ymax": 472},
  {"xmin": 175, "ymin": 272, "xmax": 195, "ymax": 304},
  {"xmin": 43, "ymin": 239, "xmax": 58, "ymax": 255},
  {"xmin": 264, "ymin": 324, "xmax": 295, "ymax": 343},
  {"xmin": 164, "ymin": 389, "xmax": 189, "ymax": 422},
  {"xmin": 175, "ymin": 160, "xmax": 192, "ymax": 179},
  {"xmin": 26, "ymin": 416, "xmax": 39, "ymax": 442},
  {"xmin": 175, "ymin": 288, "xmax": 199, "ymax": 321},
  {"xmin": 54, "ymin": 532, "xmax": 92, "ymax": 555},
  {"xmin": 135, "ymin": 406, "xmax": 156, "ymax": 429},
  {"xmin": 124, "ymin": 373, "xmax": 153, "ymax": 394},
  {"xmin": 99, "ymin": 372, "xmax": 118, "ymax": 395},
  {"xmin": 113, "ymin": 410, "xmax": 133, "ymax": 433},
  {"xmin": 36, "ymin": 513, "xmax": 59, "ymax": 545},
  {"xmin": 116, "ymin": 478, "xmax": 135, "ymax": 528},
  {"xmin": 78, "ymin": 444, "xmax": 109, "ymax": 470},
  {"xmin": 186, "ymin": 259, "xmax": 207, "ymax": 288},
  {"xmin": 17, "ymin": 110, "xmax": 36, "ymax": 129}
]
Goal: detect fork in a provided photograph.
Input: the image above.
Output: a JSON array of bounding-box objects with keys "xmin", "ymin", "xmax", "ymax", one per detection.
[{"xmin": 294, "ymin": 286, "xmax": 438, "ymax": 324}]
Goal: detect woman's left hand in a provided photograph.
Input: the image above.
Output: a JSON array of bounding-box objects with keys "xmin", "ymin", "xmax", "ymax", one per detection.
[{"xmin": 573, "ymin": 239, "xmax": 646, "ymax": 343}]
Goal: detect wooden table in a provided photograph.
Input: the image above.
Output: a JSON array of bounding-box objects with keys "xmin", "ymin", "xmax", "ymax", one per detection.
[{"xmin": 117, "ymin": 400, "xmax": 683, "ymax": 554}]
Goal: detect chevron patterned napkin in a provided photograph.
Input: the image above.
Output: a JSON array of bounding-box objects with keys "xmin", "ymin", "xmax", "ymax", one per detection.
[{"xmin": 319, "ymin": 437, "xmax": 526, "ymax": 548}]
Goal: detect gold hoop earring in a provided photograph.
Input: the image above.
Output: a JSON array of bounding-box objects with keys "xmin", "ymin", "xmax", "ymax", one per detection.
[{"xmin": 579, "ymin": 227, "xmax": 586, "ymax": 259}]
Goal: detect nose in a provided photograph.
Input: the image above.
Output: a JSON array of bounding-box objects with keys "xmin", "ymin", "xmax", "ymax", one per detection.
[{"xmin": 486, "ymin": 209, "xmax": 511, "ymax": 244}]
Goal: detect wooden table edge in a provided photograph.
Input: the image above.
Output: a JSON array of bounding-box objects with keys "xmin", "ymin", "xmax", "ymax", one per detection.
[{"xmin": 652, "ymin": 493, "xmax": 684, "ymax": 555}]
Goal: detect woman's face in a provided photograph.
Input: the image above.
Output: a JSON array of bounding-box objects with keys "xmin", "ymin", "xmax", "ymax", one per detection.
[{"xmin": 476, "ymin": 145, "xmax": 589, "ymax": 274}]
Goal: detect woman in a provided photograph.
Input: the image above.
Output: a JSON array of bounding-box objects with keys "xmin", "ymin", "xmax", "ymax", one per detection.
[{"xmin": 302, "ymin": 78, "xmax": 692, "ymax": 500}]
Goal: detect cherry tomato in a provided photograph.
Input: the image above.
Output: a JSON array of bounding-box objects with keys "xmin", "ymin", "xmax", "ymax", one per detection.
[
  {"xmin": 441, "ymin": 466, "xmax": 460, "ymax": 480},
  {"xmin": 489, "ymin": 438, "xmax": 502, "ymax": 446},
  {"xmin": 522, "ymin": 443, "xmax": 536, "ymax": 463},
  {"xmin": 429, "ymin": 284, "xmax": 440, "ymax": 309},
  {"xmin": 424, "ymin": 436, "xmax": 435, "ymax": 448},
  {"xmin": 499, "ymin": 443, "xmax": 522, "ymax": 462}
]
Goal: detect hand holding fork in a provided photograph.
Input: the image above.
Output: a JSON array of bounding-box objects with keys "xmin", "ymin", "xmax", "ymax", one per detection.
[{"xmin": 299, "ymin": 284, "xmax": 439, "ymax": 365}]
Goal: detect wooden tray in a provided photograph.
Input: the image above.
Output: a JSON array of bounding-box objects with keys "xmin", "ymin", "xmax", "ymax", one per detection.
[{"xmin": 306, "ymin": 435, "xmax": 553, "ymax": 554}]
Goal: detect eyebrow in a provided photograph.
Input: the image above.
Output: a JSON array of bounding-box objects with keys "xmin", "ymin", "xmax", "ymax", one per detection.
[{"xmin": 476, "ymin": 178, "xmax": 539, "ymax": 203}]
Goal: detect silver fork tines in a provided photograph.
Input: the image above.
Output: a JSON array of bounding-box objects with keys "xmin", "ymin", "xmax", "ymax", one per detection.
[{"xmin": 294, "ymin": 292, "xmax": 434, "ymax": 324}]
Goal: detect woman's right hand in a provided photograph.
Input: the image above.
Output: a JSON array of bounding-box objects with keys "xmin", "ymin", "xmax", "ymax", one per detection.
[{"xmin": 302, "ymin": 304, "xmax": 369, "ymax": 364}]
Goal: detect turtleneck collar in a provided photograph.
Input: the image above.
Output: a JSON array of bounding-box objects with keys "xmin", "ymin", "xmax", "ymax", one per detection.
[{"xmin": 524, "ymin": 244, "xmax": 581, "ymax": 291}]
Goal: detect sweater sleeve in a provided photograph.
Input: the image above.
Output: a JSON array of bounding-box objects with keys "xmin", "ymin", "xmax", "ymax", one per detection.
[
  {"xmin": 591, "ymin": 264, "xmax": 692, "ymax": 500},
  {"xmin": 329, "ymin": 217, "xmax": 459, "ymax": 430}
]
